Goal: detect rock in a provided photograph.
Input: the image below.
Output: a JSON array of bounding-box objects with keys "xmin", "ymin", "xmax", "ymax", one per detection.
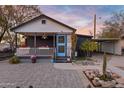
[
  {"xmin": 85, "ymin": 71, "xmax": 90, "ymax": 76},
  {"xmin": 88, "ymin": 73, "xmax": 94, "ymax": 80},
  {"xmin": 111, "ymin": 80, "xmax": 117, "ymax": 84},
  {"xmin": 116, "ymin": 84, "xmax": 124, "ymax": 88},
  {"xmin": 92, "ymin": 79, "xmax": 101, "ymax": 87},
  {"xmin": 91, "ymin": 73, "xmax": 96, "ymax": 77},
  {"xmin": 85, "ymin": 70, "xmax": 95, "ymax": 80},
  {"xmin": 116, "ymin": 78, "xmax": 124, "ymax": 85},
  {"xmin": 101, "ymin": 80, "xmax": 116, "ymax": 88},
  {"xmin": 93, "ymin": 70, "xmax": 99, "ymax": 74},
  {"xmin": 94, "ymin": 77, "xmax": 100, "ymax": 81},
  {"xmin": 94, "ymin": 71, "xmax": 101, "ymax": 77},
  {"xmin": 82, "ymin": 61, "xmax": 94, "ymax": 65},
  {"xmin": 112, "ymin": 73, "xmax": 120, "ymax": 79}
]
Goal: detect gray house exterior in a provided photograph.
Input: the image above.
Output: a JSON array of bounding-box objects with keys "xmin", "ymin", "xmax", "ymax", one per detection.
[{"xmin": 11, "ymin": 14, "xmax": 76, "ymax": 63}]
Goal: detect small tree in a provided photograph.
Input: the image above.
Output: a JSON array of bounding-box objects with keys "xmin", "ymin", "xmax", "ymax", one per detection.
[
  {"xmin": 80, "ymin": 40, "xmax": 98, "ymax": 58},
  {"xmin": 99, "ymin": 11, "xmax": 124, "ymax": 38},
  {"xmin": 0, "ymin": 5, "xmax": 41, "ymax": 46}
]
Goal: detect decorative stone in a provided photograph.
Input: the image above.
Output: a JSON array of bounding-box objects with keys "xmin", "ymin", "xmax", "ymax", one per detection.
[
  {"xmin": 111, "ymin": 80, "xmax": 117, "ymax": 84},
  {"xmin": 85, "ymin": 71, "xmax": 89, "ymax": 76},
  {"xmin": 92, "ymin": 79, "xmax": 101, "ymax": 87},
  {"xmin": 112, "ymin": 73, "xmax": 120, "ymax": 79},
  {"xmin": 99, "ymin": 80, "xmax": 104, "ymax": 84},
  {"xmin": 91, "ymin": 73, "xmax": 96, "ymax": 77},
  {"xmin": 94, "ymin": 70, "xmax": 99, "ymax": 74},
  {"xmin": 101, "ymin": 80, "xmax": 116, "ymax": 88},
  {"xmin": 116, "ymin": 78, "xmax": 124, "ymax": 85},
  {"xmin": 94, "ymin": 77, "xmax": 100, "ymax": 81},
  {"xmin": 116, "ymin": 84, "xmax": 124, "ymax": 88},
  {"xmin": 82, "ymin": 61, "xmax": 95, "ymax": 65},
  {"xmin": 94, "ymin": 71, "xmax": 100, "ymax": 77},
  {"xmin": 88, "ymin": 73, "xmax": 94, "ymax": 80}
]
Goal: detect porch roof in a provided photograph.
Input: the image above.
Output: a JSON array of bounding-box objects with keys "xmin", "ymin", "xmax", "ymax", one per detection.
[{"xmin": 16, "ymin": 32, "xmax": 72, "ymax": 35}]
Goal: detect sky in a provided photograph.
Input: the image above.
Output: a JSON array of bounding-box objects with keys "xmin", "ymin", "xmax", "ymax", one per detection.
[{"xmin": 39, "ymin": 5, "xmax": 124, "ymax": 35}]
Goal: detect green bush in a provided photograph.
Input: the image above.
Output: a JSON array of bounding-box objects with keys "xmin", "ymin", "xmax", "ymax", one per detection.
[
  {"xmin": 9, "ymin": 56, "xmax": 20, "ymax": 64},
  {"xmin": 99, "ymin": 74, "xmax": 113, "ymax": 81},
  {"xmin": 80, "ymin": 40, "xmax": 98, "ymax": 57}
]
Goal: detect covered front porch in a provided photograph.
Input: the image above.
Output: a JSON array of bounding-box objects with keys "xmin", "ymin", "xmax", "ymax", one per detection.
[{"xmin": 15, "ymin": 32, "xmax": 68, "ymax": 62}]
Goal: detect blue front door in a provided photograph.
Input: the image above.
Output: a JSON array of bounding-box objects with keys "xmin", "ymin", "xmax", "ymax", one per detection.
[{"xmin": 56, "ymin": 35, "xmax": 66, "ymax": 56}]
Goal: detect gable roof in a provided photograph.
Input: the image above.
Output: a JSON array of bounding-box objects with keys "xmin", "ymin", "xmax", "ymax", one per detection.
[{"xmin": 11, "ymin": 14, "xmax": 76, "ymax": 31}]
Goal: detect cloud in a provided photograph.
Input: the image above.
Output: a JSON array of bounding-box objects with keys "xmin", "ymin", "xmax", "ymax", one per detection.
[{"xmin": 39, "ymin": 5, "xmax": 124, "ymax": 35}]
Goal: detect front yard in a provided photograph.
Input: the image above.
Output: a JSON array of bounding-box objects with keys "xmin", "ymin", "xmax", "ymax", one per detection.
[
  {"xmin": 1, "ymin": 53, "xmax": 124, "ymax": 88},
  {"xmin": 0, "ymin": 60, "xmax": 85, "ymax": 88},
  {"xmin": 74, "ymin": 53, "xmax": 124, "ymax": 88}
]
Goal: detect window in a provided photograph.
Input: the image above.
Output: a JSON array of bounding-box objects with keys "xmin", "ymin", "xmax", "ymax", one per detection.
[
  {"xmin": 58, "ymin": 36, "xmax": 65, "ymax": 43},
  {"xmin": 41, "ymin": 20, "xmax": 46, "ymax": 24},
  {"xmin": 58, "ymin": 46, "xmax": 65, "ymax": 53}
]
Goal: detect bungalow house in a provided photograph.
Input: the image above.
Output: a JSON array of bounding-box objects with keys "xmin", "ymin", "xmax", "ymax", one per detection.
[{"xmin": 11, "ymin": 14, "xmax": 76, "ymax": 63}]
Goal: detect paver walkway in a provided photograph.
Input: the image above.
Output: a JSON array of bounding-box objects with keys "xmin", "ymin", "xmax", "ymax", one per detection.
[{"xmin": 0, "ymin": 60, "xmax": 84, "ymax": 88}]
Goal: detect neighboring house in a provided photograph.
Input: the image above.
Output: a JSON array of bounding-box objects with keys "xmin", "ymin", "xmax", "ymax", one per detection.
[
  {"xmin": 75, "ymin": 34, "xmax": 93, "ymax": 57},
  {"xmin": 11, "ymin": 14, "xmax": 76, "ymax": 63}
]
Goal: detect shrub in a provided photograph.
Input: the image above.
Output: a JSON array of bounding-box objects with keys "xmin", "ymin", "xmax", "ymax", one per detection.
[
  {"xmin": 9, "ymin": 56, "xmax": 20, "ymax": 64},
  {"xmin": 80, "ymin": 40, "xmax": 98, "ymax": 58},
  {"xmin": 99, "ymin": 74, "xmax": 113, "ymax": 81}
]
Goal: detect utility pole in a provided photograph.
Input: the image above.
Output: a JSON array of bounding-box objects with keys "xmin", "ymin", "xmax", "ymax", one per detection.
[{"xmin": 94, "ymin": 14, "xmax": 96, "ymax": 39}]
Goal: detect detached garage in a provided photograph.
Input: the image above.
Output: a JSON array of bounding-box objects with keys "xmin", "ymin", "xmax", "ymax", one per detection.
[{"xmin": 92, "ymin": 38, "xmax": 122, "ymax": 55}]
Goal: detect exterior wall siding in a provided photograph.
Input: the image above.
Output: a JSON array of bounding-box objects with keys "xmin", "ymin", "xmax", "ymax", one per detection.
[{"xmin": 14, "ymin": 17, "xmax": 73, "ymax": 33}]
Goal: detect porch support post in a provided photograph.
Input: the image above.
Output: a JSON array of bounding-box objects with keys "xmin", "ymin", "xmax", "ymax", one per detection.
[
  {"xmin": 15, "ymin": 32, "xmax": 18, "ymax": 49},
  {"xmin": 53, "ymin": 33, "xmax": 56, "ymax": 62},
  {"xmin": 34, "ymin": 33, "xmax": 36, "ymax": 55}
]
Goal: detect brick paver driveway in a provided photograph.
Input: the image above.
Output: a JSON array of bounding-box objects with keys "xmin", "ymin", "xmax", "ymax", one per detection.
[{"xmin": 0, "ymin": 60, "xmax": 84, "ymax": 88}]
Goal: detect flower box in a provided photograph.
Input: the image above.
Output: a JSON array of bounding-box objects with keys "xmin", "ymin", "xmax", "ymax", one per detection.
[{"xmin": 30, "ymin": 55, "xmax": 37, "ymax": 63}]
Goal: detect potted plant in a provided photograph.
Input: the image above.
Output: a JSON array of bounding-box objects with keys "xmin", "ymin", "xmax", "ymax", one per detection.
[{"xmin": 31, "ymin": 55, "xmax": 37, "ymax": 63}]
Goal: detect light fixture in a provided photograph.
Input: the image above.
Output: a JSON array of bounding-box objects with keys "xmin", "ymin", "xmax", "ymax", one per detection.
[
  {"xmin": 22, "ymin": 35, "xmax": 27, "ymax": 39},
  {"xmin": 42, "ymin": 33, "xmax": 47, "ymax": 39}
]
